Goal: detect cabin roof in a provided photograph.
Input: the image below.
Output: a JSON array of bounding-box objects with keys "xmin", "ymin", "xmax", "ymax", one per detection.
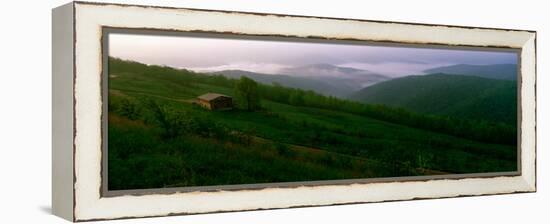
[{"xmin": 197, "ymin": 93, "xmax": 231, "ymax": 101}]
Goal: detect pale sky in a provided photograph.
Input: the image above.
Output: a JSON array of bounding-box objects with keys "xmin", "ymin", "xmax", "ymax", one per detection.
[{"xmin": 109, "ymin": 33, "xmax": 518, "ymax": 77}]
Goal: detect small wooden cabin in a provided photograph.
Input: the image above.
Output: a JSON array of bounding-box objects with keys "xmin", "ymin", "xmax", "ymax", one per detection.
[{"xmin": 197, "ymin": 93, "xmax": 233, "ymax": 110}]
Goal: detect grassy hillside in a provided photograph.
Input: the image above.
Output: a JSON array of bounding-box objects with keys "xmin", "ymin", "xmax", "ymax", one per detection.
[
  {"xmin": 424, "ymin": 64, "xmax": 517, "ymax": 80},
  {"xmin": 351, "ymin": 74, "xmax": 517, "ymax": 125},
  {"xmin": 108, "ymin": 58, "xmax": 517, "ymax": 190}
]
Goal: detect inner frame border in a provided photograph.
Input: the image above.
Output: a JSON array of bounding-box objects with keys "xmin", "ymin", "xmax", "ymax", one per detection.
[{"xmin": 100, "ymin": 27, "xmax": 523, "ymax": 198}]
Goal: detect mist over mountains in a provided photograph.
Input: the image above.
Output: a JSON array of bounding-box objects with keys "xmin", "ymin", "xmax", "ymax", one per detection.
[
  {"xmin": 209, "ymin": 64, "xmax": 390, "ymax": 97},
  {"xmin": 280, "ymin": 63, "xmax": 390, "ymax": 89},
  {"xmin": 279, "ymin": 64, "xmax": 389, "ymax": 86},
  {"xmin": 206, "ymin": 63, "xmax": 516, "ymax": 99}
]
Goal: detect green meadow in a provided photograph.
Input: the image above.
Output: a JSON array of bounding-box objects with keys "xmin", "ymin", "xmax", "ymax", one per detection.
[{"xmin": 107, "ymin": 57, "xmax": 517, "ymax": 190}]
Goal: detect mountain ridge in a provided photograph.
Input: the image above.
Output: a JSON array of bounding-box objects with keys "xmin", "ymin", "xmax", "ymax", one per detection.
[
  {"xmin": 209, "ymin": 63, "xmax": 391, "ymax": 97},
  {"xmin": 351, "ymin": 73, "xmax": 517, "ymax": 124},
  {"xmin": 279, "ymin": 64, "xmax": 390, "ymax": 90},
  {"xmin": 210, "ymin": 69, "xmax": 351, "ymax": 97},
  {"xmin": 423, "ymin": 64, "xmax": 517, "ymax": 80}
]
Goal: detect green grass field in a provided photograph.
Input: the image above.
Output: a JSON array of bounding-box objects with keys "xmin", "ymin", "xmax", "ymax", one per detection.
[{"xmin": 107, "ymin": 58, "xmax": 517, "ymax": 190}]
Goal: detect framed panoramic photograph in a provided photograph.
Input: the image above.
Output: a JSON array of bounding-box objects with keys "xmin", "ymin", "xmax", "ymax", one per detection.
[{"xmin": 52, "ymin": 1, "xmax": 537, "ymax": 222}]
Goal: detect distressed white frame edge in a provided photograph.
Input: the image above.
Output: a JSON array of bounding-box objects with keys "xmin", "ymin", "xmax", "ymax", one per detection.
[
  {"xmin": 65, "ymin": 2, "xmax": 535, "ymax": 221},
  {"xmin": 52, "ymin": 2, "xmax": 75, "ymax": 222}
]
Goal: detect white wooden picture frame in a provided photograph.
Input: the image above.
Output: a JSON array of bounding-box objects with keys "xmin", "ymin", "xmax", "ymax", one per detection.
[{"xmin": 52, "ymin": 1, "xmax": 536, "ymax": 222}]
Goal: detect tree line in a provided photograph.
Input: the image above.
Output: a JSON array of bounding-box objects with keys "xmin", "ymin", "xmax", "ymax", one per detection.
[{"xmin": 253, "ymin": 81, "xmax": 516, "ymax": 145}]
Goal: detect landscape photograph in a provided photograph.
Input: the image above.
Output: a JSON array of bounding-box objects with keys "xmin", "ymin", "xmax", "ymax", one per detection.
[{"xmin": 106, "ymin": 32, "xmax": 518, "ymax": 191}]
